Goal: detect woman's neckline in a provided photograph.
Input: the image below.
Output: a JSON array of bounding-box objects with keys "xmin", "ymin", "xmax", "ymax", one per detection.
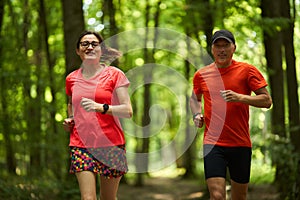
[{"xmin": 80, "ymin": 64, "xmax": 108, "ymax": 80}]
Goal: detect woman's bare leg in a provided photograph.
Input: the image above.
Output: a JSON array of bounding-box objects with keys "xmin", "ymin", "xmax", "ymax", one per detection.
[
  {"xmin": 99, "ymin": 176, "xmax": 122, "ymax": 200},
  {"xmin": 76, "ymin": 171, "xmax": 97, "ymax": 200}
]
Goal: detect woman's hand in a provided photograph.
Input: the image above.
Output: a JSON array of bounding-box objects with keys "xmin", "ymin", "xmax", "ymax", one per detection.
[
  {"xmin": 63, "ymin": 117, "xmax": 75, "ymax": 132},
  {"xmin": 80, "ymin": 97, "xmax": 100, "ymax": 112}
]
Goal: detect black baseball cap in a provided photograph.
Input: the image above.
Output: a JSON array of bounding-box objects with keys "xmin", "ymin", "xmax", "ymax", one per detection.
[{"xmin": 212, "ymin": 30, "xmax": 235, "ymax": 44}]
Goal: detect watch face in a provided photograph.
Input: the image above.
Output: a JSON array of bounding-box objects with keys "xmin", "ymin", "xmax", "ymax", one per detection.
[{"xmin": 102, "ymin": 104, "xmax": 109, "ymax": 114}]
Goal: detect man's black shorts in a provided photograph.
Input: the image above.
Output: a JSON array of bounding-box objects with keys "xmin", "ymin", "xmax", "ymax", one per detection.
[{"xmin": 203, "ymin": 144, "xmax": 252, "ymax": 184}]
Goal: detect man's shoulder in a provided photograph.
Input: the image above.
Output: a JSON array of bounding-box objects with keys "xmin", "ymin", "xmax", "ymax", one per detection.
[
  {"xmin": 232, "ymin": 60, "xmax": 254, "ymax": 68},
  {"xmin": 196, "ymin": 63, "xmax": 215, "ymax": 73}
]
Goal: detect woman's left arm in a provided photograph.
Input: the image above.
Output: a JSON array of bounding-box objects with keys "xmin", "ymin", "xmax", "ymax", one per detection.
[
  {"xmin": 108, "ymin": 86, "xmax": 133, "ymax": 118},
  {"xmin": 80, "ymin": 86, "xmax": 133, "ymax": 118}
]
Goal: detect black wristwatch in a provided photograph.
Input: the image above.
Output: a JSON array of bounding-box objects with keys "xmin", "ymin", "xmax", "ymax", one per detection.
[{"xmin": 102, "ymin": 104, "xmax": 109, "ymax": 114}]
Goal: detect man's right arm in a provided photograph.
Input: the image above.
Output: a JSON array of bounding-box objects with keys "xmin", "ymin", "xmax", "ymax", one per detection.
[{"xmin": 190, "ymin": 92, "xmax": 204, "ymax": 128}]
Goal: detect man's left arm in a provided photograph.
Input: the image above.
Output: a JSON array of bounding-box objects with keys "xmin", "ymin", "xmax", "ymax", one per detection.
[{"xmin": 220, "ymin": 87, "xmax": 272, "ymax": 108}]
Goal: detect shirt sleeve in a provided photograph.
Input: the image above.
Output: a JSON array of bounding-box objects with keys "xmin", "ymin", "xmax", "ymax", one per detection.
[
  {"xmin": 65, "ymin": 75, "xmax": 72, "ymax": 96},
  {"xmin": 114, "ymin": 67, "xmax": 130, "ymax": 88},
  {"xmin": 65, "ymin": 70, "xmax": 79, "ymax": 96},
  {"xmin": 248, "ymin": 66, "xmax": 268, "ymax": 91},
  {"xmin": 193, "ymin": 71, "xmax": 203, "ymax": 94}
]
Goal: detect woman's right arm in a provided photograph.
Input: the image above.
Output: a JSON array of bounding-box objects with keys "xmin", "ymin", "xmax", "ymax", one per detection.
[
  {"xmin": 63, "ymin": 96, "xmax": 74, "ymax": 132},
  {"xmin": 67, "ymin": 96, "xmax": 73, "ymax": 117}
]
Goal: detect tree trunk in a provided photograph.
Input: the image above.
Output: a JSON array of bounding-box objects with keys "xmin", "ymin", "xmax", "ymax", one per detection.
[
  {"xmin": 281, "ymin": 0, "xmax": 300, "ymax": 198},
  {"xmin": 28, "ymin": 8, "xmax": 44, "ymax": 176},
  {"xmin": 0, "ymin": 0, "xmax": 4, "ymax": 30},
  {"xmin": 199, "ymin": 0, "xmax": 214, "ymax": 57},
  {"xmin": 261, "ymin": 0, "xmax": 288, "ymax": 196},
  {"xmin": 282, "ymin": 0, "xmax": 300, "ymax": 149},
  {"xmin": 39, "ymin": 0, "xmax": 63, "ymax": 179},
  {"xmin": 261, "ymin": 0, "xmax": 285, "ymax": 137},
  {"xmin": 61, "ymin": 0, "xmax": 85, "ymax": 75},
  {"xmin": 103, "ymin": 0, "xmax": 120, "ymax": 66},
  {"xmin": 0, "ymin": 0, "xmax": 16, "ymax": 175},
  {"xmin": 135, "ymin": 0, "xmax": 161, "ymax": 186},
  {"xmin": 182, "ymin": 30, "xmax": 195, "ymax": 178},
  {"xmin": 135, "ymin": 0, "xmax": 152, "ymax": 187},
  {"xmin": 0, "ymin": 81, "xmax": 16, "ymax": 174}
]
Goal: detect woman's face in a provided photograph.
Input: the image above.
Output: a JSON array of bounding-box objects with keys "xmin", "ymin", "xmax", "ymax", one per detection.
[
  {"xmin": 212, "ymin": 38, "xmax": 236, "ymax": 67},
  {"xmin": 76, "ymin": 34, "xmax": 102, "ymax": 63}
]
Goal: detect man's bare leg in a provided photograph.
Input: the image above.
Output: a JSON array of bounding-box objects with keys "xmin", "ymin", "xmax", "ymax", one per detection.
[
  {"xmin": 206, "ymin": 177, "xmax": 226, "ymax": 200},
  {"xmin": 230, "ymin": 180, "xmax": 248, "ymax": 200}
]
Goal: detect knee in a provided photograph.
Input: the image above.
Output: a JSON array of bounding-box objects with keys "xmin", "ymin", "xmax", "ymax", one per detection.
[
  {"xmin": 210, "ymin": 190, "xmax": 226, "ymax": 200},
  {"xmin": 81, "ymin": 194, "xmax": 97, "ymax": 200}
]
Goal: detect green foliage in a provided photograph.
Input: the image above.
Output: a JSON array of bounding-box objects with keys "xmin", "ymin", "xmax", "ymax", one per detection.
[
  {"xmin": 269, "ymin": 135, "xmax": 299, "ymax": 198},
  {"xmin": 0, "ymin": 176, "xmax": 80, "ymax": 200},
  {"xmin": 250, "ymin": 148, "xmax": 275, "ymax": 184}
]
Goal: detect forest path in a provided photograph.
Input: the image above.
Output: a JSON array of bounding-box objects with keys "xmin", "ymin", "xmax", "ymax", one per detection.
[{"xmin": 118, "ymin": 177, "xmax": 280, "ymax": 200}]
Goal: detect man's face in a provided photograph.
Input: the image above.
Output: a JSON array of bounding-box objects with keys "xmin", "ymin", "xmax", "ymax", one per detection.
[{"xmin": 212, "ymin": 39, "xmax": 236, "ymax": 67}]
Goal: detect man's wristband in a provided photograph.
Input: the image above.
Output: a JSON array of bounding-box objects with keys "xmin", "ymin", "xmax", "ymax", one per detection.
[{"xmin": 193, "ymin": 112, "xmax": 201, "ymax": 120}]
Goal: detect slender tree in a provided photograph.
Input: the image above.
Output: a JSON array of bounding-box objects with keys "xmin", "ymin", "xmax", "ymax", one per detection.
[
  {"xmin": 61, "ymin": 0, "xmax": 84, "ymax": 75},
  {"xmin": 38, "ymin": 0, "xmax": 64, "ymax": 178},
  {"xmin": 0, "ymin": 0, "xmax": 4, "ymax": 30},
  {"xmin": 261, "ymin": 0, "xmax": 300, "ymax": 197},
  {"xmin": 281, "ymin": 0, "xmax": 300, "ymax": 198},
  {"xmin": 135, "ymin": 0, "xmax": 152, "ymax": 187},
  {"xmin": 0, "ymin": 0, "xmax": 17, "ymax": 175},
  {"xmin": 261, "ymin": 0, "xmax": 285, "ymax": 142},
  {"xmin": 22, "ymin": 0, "xmax": 43, "ymax": 176}
]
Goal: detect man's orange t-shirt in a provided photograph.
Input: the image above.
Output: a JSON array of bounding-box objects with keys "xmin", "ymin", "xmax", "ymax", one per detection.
[{"xmin": 193, "ymin": 60, "xmax": 268, "ymax": 147}]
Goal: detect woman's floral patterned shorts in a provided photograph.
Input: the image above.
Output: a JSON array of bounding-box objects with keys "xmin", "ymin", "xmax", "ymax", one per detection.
[{"xmin": 69, "ymin": 145, "xmax": 128, "ymax": 179}]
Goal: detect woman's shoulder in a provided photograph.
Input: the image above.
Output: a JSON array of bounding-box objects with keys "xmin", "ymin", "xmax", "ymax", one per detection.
[
  {"xmin": 105, "ymin": 66, "xmax": 126, "ymax": 76},
  {"xmin": 66, "ymin": 68, "xmax": 81, "ymax": 81},
  {"xmin": 104, "ymin": 66, "xmax": 129, "ymax": 86},
  {"xmin": 67, "ymin": 68, "xmax": 81, "ymax": 77},
  {"xmin": 107, "ymin": 65, "xmax": 124, "ymax": 72}
]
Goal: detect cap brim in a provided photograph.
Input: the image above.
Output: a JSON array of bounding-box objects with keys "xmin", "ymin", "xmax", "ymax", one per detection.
[{"xmin": 212, "ymin": 36, "xmax": 233, "ymax": 44}]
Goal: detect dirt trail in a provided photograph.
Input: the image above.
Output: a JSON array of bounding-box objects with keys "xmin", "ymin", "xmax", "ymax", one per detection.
[{"xmin": 118, "ymin": 177, "xmax": 280, "ymax": 200}]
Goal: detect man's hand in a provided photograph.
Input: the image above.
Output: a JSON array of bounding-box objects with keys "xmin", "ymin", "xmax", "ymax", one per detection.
[
  {"xmin": 193, "ymin": 113, "xmax": 204, "ymax": 128},
  {"xmin": 220, "ymin": 90, "xmax": 241, "ymax": 102}
]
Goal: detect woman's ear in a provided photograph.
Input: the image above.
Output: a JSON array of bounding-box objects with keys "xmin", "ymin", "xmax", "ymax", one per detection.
[{"xmin": 76, "ymin": 48, "xmax": 80, "ymax": 55}]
